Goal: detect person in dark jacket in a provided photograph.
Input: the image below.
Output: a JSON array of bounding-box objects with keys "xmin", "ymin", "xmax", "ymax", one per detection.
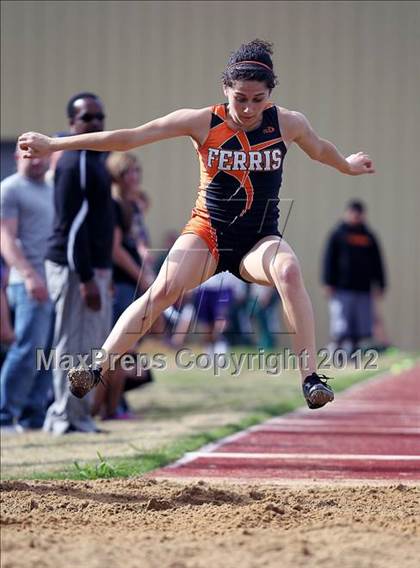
[
  {"xmin": 322, "ymin": 199, "xmax": 387, "ymax": 353},
  {"xmin": 43, "ymin": 92, "xmax": 114, "ymax": 434}
]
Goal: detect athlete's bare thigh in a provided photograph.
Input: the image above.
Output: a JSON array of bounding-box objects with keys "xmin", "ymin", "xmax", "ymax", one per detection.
[
  {"xmin": 154, "ymin": 233, "xmax": 217, "ymax": 293},
  {"xmin": 239, "ymin": 235, "xmax": 299, "ymax": 286}
]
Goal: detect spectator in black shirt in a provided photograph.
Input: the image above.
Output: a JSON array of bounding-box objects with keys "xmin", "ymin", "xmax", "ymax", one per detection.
[
  {"xmin": 322, "ymin": 199, "xmax": 387, "ymax": 354},
  {"xmin": 43, "ymin": 92, "xmax": 114, "ymax": 434}
]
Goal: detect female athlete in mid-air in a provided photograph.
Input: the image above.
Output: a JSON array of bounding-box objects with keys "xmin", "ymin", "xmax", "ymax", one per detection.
[{"xmin": 18, "ymin": 39, "xmax": 375, "ymax": 409}]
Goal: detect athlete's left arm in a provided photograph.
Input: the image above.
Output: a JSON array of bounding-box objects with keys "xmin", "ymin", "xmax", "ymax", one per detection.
[{"xmin": 285, "ymin": 110, "xmax": 375, "ymax": 176}]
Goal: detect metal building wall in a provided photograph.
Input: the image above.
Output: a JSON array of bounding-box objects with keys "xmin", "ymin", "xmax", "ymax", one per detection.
[{"xmin": 2, "ymin": 1, "xmax": 419, "ymax": 349}]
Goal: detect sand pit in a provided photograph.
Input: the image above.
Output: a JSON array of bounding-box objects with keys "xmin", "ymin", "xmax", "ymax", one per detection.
[{"xmin": 1, "ymin": 478, "xmax": 419, "ymax": 568}]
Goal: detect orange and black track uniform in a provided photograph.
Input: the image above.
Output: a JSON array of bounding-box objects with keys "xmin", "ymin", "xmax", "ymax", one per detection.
[{"xmin": 182, "ymin": 103, "xmax": 288, "ymax": 280}]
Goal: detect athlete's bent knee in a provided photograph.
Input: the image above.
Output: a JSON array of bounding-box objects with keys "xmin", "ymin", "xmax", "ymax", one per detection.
[{"xmin": 272, "ymin": 257, "xmax": 302, "ymax": 288}]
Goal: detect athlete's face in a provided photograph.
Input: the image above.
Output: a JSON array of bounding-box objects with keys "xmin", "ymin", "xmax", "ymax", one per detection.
[{"xmin": 223, "ymin": 80, "xmax": 271, "ymax": 129}]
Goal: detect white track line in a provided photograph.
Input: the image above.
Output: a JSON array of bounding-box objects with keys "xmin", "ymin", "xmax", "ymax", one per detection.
[
  {"xmin": 265, "ymin": 417, "xmax": 420, "ymax": 422},
  {"xmin": 334, "ymin": 400, "xmax": 420, "ymax": 406},
  {"xmin": 165, "ymin": 429, "xmax": 252, "ymax": 469},
  {"xmin": 290, "ymin": 407, "xmax": 420, "ymax": 414},
  {"xmin": 247, "ymin": 425, "xmax": 420, "ymax": 435},
  {"xmin": 184, "ymin": 452, "xmax": 420, "ymax": 461},
  {"xmin": 292, "ymin": 418, "xmax": 420, "ymax": 423},
  {"xmin": 325, "ymin": 406, "xmax": 420, "ymax": 412}
]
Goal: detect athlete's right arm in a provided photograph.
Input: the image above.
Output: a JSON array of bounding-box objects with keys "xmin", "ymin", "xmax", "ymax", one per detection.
[{"xmin": 18, "ymin": 108, "xmax": 211, "ymax": 158}]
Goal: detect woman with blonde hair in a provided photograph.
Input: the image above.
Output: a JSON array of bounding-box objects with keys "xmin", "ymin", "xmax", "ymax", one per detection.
[{"xmin": 91, "ymin": 152, "xmax": 152, "ymax": 419}]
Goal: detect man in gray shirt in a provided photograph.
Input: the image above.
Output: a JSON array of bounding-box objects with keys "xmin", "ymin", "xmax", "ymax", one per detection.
[{"xmin": 0, "ymin": 147, "xmax": 54, "ymax": 432}]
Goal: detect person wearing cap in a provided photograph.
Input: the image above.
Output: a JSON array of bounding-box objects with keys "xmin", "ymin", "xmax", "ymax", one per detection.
[
  {"xmin": 18, "ymin": 39, "xmax": 375, "ymax": 411},
  {"xmin": 322, "ymin": 199, "xmax": 387, "ymax": 354}
]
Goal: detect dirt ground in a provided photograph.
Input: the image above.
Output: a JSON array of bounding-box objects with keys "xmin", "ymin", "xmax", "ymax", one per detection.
[{"xmin": 1, "ymin": 478, "xmax": 419, "ymax": 568}]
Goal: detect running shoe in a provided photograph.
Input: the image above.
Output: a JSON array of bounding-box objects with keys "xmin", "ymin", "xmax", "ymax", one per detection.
[
  {"xmin": 68, "ymin": 365, "xmax": 104, "ymax": 399},
  {"xmin": 302, "ymin": 372, "xmax": 334, "ymax": 409}
]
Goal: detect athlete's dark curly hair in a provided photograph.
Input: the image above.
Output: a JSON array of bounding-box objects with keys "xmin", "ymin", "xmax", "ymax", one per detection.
[{"xmin": 222, "ymin": 39, "xmax": 278, "ymax": 90}]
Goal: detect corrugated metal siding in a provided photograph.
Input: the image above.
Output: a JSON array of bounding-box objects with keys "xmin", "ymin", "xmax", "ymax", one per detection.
[{"xmin": 2, "ymin": 0, "xmax": 419, "ymax": 349}]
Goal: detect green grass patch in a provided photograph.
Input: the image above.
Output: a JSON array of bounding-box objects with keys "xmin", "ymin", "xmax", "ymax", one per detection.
[{"xmin": 24, "ymin": 413, "xmax": 276, "ymax": 481}]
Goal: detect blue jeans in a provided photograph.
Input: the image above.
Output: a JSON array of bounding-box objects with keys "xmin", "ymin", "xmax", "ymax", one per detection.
[{"xmin": 0, "ymin": 283, "xmax": 53, "ymax": 427}]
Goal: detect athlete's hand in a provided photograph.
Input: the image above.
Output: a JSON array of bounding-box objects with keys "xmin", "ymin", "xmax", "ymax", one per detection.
[
  {"xmin": 18, "ymin": 132, "xmax": 53, "ymax": 159},
  {"xmin": 346, "ymin": 152, "xmax": 375, "ymax": 175}
]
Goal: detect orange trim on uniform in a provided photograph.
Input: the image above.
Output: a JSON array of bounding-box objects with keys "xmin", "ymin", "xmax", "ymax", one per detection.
[
  {"xmin": 181, "ymin": 217, "xmax": 219, "ymax": 263},
  {"xmin": 252, "ymin": 137, "xmax": 283, "ymax": 151},
  {"xmin": 212, "ymin": 104, "xmax": 227, "ymax": 121},
  {"xmin": 181, "ymin": 183, "xmax": 219, "ymax": 263}
]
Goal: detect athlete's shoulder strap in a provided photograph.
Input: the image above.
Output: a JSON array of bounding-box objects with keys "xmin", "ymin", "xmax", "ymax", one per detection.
[
  {"xmin": 263, "ymin": 103, "xmax": 283, "ymax": 136},
  {"xmin": 212, "ymin": 104, "xmax": 227, "ymax": 120},
  {"xmin": 209, "ymin": 104, "xmax": 227, "ymax": 129}
]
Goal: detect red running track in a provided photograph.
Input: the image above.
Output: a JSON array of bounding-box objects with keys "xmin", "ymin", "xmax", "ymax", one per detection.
[{"xmin": 153, "ymin": 366, "xmax": 420, "ymax": 482}]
